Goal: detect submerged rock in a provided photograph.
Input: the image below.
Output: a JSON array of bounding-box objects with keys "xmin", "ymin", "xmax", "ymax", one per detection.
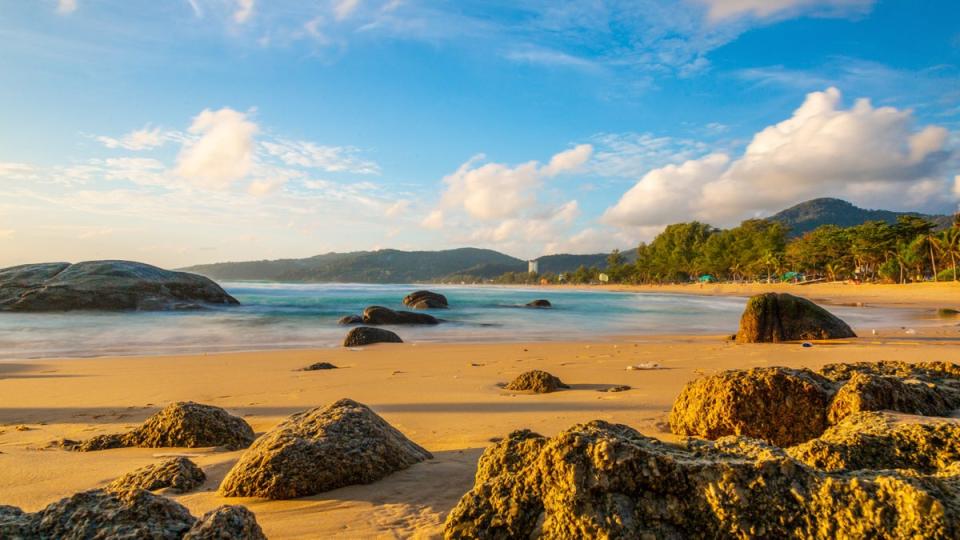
[
  {"xmin": 525, "ymin": 299, "xmax": 551, "ymax": 308},
  {"xmin": 183, "ymin": 506, "xmax": 267, "ymax": 540},
  {"xmin": 362, "ymin": 305, "xmax": 439, "ymax": 325},
  {"xmin": 670, "ymin": 367, "xmax": 832, "ymax": 446},
  {"xmin": 402, "ymin": 290, "xmax": 448, "ymax": 309},
  {"xmin": 504, "ymin": 370, "xmax": 570, "ymax": 393},
  {"xmin": 788, "ymin": 412, "xmax": 960, "ymax": 473},
  {"xmin": 70, "ymin": 402, "xmax": 255, "ymax": 452},
  {"xmin": 0, "ymin": 260, "xmax": 238, "ymax": 312},
  {"xmin": 219, "ymin": 398, "xmax": 432, "ymax": 499},
  {"xmin": 735, "ymin": 292, "xmax": 856, "ymax": 343},
  {"xmin": 337, "ymin": 314, "xmax": 363, "ymax": 325},
  {"xmin": 444, "ymin": 420, "xmax": 960, "ymax": 539},
  {"xmin": 108, "ymin": 457, "xmax": 206, "ymax": 494},
  {"xmin": 343, "ymin": 326, "xmax": 403, "ymax": 347}
]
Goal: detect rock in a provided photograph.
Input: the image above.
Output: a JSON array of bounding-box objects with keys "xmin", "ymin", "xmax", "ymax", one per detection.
[
  {"xmin": 525, "ymin": 299, "xmax": 551, "ymax": 308},
  {"xmin": 504, "ymin": 370, "xmax": 570, "ymax": 393},
  {"xmin": 183, "ymin": 506, "xmax": 267, "ymax": 540},
  {"xmin": 402, "ymin": 290, "xmax": 448, "ymax": 309},
  {"xmin": 669, "ymin": 367, "xmax": 832, "ymax": 446},
  {"xmin": 301, "ymin": 362, "xmax": 338, "ymax": 371},
  {"xmin": 107, "ymin": 457, "xmax": 206, "ymax": 494},
  {"xmin": 219, "ymin": 398, "xmax": 432, "ymax": 499},
  {"xmin": 735, "ymin": 292, "xmax": 856, "ymax": 343},
  {"xmin": 443, "ymin": 420, "xmax": 960, "ymax": 539},
  {"xmin": 337, "ymin": 314, "xmax": 363, "ymax": 325},
  {"xmin": 937, "ymin": 308, "xmax": 959, "ymax": 317},
  {"xmin": 0, "ymin": 260, "xmax": 239, "ymax": 312},
  {"xmin": 819, "ymin": 360, "xmax": 960, "ymax": 381},
  {"xmin": 788, "ymin": 412, "xmax": 960, "ymax": 473},
  {"xmin": 70, "ymin": 402, "xmax": 255, "ymax": 452},
  {"xmin": 0, "ymin": 489, "xmax": 267, "ymax": 540},
  {"xmin": 343, "ymin": 326, "xmax": 403, "ymax": 347},
  {"xmin": 361, "ymin": 305, "xmax": 439, "ymax": 325},
  {"xmin": 826, "ymin": 372, "xmax": 957, "ymax": 424}
]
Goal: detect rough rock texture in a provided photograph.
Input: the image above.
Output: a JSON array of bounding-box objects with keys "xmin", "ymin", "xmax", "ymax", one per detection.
[
  {"xmin": 107, "ymin": 457, "xmax": 207, "ymax": 494},
  {"xmin": 443, "ymin": 421, "xmax": 960, "ymax": 539},
  {"xmin": 525, "ymin": 299, "xmax": 551, "ymax": 308},
  {"xmin": 182, "ymin": 506, "xmax": 267, "ymax": 540},
  {"xmin": 219, "ymin": 398, "xmax": 432, "ymax": 499},
  {"xmin": 71, "ymin": 402, "xmax": 255, "ymax": 452},
  {"xmin": 670, "ymin": 367, "xmax": 832, "ymax": 447},
  {"xmin": 301, "ymin": 362, "xmax": 338, "ymax": 371},
  {"xmin": 735, "ymin": 292, "xmax": 856, "ymax": 343},
  {"xmin": 362, "ymin": 305, "xmax": 439, "ymax": 325},
  {"xmin": 504, "ymin": 370, "xmax": 570, "ymax": 393},
  {"xmin": 0, "ymin": 489, "xmax": 266, "ymax": 540},
  {"xmin": 0, "ymin": 260, "xmax": 238, "ymax": 312},
  {"xmin": 343, "ymin": 326, "xmax": 403, "ymax": 347},
  {"xmin": 402, "ymin": 290, "xmax": 448, "ymax": 309},
  {"xmin": 337, "ymin": 314, "xmax": 363, "ymax": 325},
  {"xmin": 788, "ymin": 412, "xmax": 960, "ymax": 473},
  {"xmin": 819, "ymin": 360, "xmax": 960, "ymax": 382},
  {"xmin": 826, "ymin": 372, "xmax": 956, "ymax": 424}
]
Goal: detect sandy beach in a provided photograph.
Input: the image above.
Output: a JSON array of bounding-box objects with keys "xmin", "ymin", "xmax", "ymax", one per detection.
[{"xmin": 2, "ymin": 287, "xmax": 960, "ymax": 538}]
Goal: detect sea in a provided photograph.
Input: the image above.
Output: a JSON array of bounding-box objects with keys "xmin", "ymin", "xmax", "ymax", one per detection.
[{"xmin": 0, "ymin": 283, "xmax": 907, "ymax": 359}]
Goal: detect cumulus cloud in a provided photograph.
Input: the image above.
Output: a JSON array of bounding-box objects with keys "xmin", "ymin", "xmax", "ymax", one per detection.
[
  {"xmin": 694, "ymin": 0, "xmax": 873, "ymax": 21},
  {"xmin": 604, "ymin": 87, "xmax": 956, "ymax": 228},
  {"xmin": 96, "ymin": 126, "xmax": 167, "ymax": 151},
  {"xmin": 176, "ymin": 108, "xmax": 258, "ymax": 189},
  {"xmin": 56, "ymin": 0, "xmax": 77, "ymax": 15},
  {"xmin": 234, "ymin": 0, "xmax": 254, "ymax": 23},
  {"xmin": 420, "ymin": 209, "xmax": 444, "ymax": 230}
]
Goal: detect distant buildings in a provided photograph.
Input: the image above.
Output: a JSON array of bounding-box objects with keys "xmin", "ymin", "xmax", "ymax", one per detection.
[{"xmin": 528, "ymin": 259, "xmax": 539, "ymax": 274}]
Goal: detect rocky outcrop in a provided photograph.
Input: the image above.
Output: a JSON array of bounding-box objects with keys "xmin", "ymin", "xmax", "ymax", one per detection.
[
  {"xmin": 183, "ymin": 506, "xmax": 267, "ymax": 540},
  {"xmin": 362, "ymin": 305, "xmax": 439, "ymax": 325},
  {"xmin": 788, "ymin": 412, "xmax": 960, "ymax": 473},
  {"xmin": 525, "ymin": 299, "xmax": 551, "ymax": 308},
  {"xmin": 402, "ymin": 290, "xmax": 448, "ymax": 309},
  {"xmin": 671, "ymin": 361, "xmax": 960, "ymax": 446},
  {"xmin": 107, "ymin": 457, "xmax": 206, "ymax": 494},
  {"xmin": 735, "ymin": 292, "xmax": 856, "ymax": 343},
  {"xmin": 219, "ymin": 398, "xmax": 432, "ymax": 499},
  {"xmin": 343, "ymin": 326, "xmax": 403, "ymax": 346},
  {"xmin": 69, "ymin": 402, "xmax": 255, "ymax": 452},
  {"xmin": 337, "ymin": 314, "xmax": 363, "ymax": 325},
  {"xmin": 0, "ymin": 260, "xmax": 239, "ymax": 312},
  {"xmin": 0, "ymin": 489, "xmax": 266, "ymax": 540},
  {"xmin": 504, "ymin": 370, "xmax": 570, "ymax": 393},
  {"xmin": 443, "ymin": 420, "xmax": 960, "ymax": 539},
  {"xmin": 670, "ymin": 367, "xmax": 833, "ymax": 446}
]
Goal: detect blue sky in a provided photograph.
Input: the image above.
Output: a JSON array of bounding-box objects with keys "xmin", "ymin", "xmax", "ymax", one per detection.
[{"xmin": 1, "ymin": 0, "xmax": 958, "ymax": 267}]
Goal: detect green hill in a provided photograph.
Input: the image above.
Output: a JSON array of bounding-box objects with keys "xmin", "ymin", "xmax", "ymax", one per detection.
[{"xmin": 768, "ymin": 198, "xmax": 952, "ymax": 237}]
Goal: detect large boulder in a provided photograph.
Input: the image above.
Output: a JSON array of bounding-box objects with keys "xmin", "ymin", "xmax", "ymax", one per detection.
[
  {"xmin": 70, "ymin": 402, "xmax": 255, "ymax": 451},
  {"xmin": 735, "ymin": 292, "xmax": 856, "ymax": 343},
  {"xmin": 402, "ymin": 290, "xmax": 448, "ymax": 309},
  {"xmin": 0, "ymin": 260, "xmax": 239, "ymax": 312},
  {"xmin": 108, "ymin": 457, "xmax": 207, "ymax": 494},
  {"xmin": 505, "ymin": 370, "xmax": 570, "ymax": 393},
  {"xmin": 362, "ymin": 305, "xmax": 439, "ymax": 325},
  {"xmin": 443, "ymin": 420, "xmax": 960, "ymax": 539},
  {"xmin": 788, "ymin": 412, "xmax": 960, "ymax": 473},
  {"xmin": 826, "ymin": 372, "xmax": 957, "ymax": 424},
  {"xmin": 343, "ymin": 326, "xmax": 403, "ymax": 347},
  {"xmin": 219, "ymin": 398, "xmax": 432, "ymax": 499},
  {"xmin": 0, "ymin": 489, "xmax": 266, "ymax": 540},
  {"xmin": 670, "ymin": 367, "xmax": 833, "ymax": 447}
]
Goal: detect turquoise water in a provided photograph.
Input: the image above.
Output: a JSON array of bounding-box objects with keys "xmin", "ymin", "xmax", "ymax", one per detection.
[{"xmin": 0, "ymin": 283, "xmax": 904, "ymax": 359}]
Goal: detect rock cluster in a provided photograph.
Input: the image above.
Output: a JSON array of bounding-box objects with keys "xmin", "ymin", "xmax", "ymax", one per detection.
[
  {"xmin": 69, "ymin": 402, "xmax": 255, "ymax": 452},
  {"xmin": 361, "ymin": 305, "xmax": 439, "ymax": 325},
  {"xmin": 0, "ymin": 260, "xmax": 238, "ymax": 312},
  {"xmin": 402, "ymin": 290, "xmax": 448, "ymax": 309},
  {"xmin": 107, "ymin": 457, "xmax": 206, "ymax": 494},
  {"xmin": 343, "ymin": 326, "xmax": 403, "ymax": 346},
  {"xmin": 504, "ymin": 370, "xmax": 570, "ymax": 393},
  {"xmin": 670, "ymin": 361, "xmax": 960, "ymax": 446},
  {"xmin": 443, "ymin": 420, "xmax": 960, "ymax": 539},
  {"xmin": 525, "ymin": 299, "xmax": 551, "ymax": 308},
  {"xmin": 219, "ymin": 398, "xmax": 432, "ymax": 499},
  {"xmin": 735, "ymin": 292, "xmax": 856, "ymax": 343},
  {"xmin": 0, "ymin": 489, "xmax": 264, "ymax": 540}
]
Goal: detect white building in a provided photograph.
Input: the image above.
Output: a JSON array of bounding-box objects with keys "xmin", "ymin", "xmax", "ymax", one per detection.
[{"xmin": 528, "ymin": 259, "xmax": 539, "ymax": 274}]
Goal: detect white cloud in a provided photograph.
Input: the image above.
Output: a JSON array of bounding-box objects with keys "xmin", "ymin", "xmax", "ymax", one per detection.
[
  {"xmin": 384, "ymin": 199, "xmax": 410, "ymax": 218},
  {"xmin": 96, "ymin": 126, "xmax": 167, "ymax": 151},
  {"xmin": 56, "ymin": 0, "xmax": 77, "ymax": 15},
  {"xmin": 604, "ymin": 87, "xmax": 956, "ymax": 228},
  {"xmin": 176, "ymin": 108, "xmax": 258, "ymax": 189},
  {"xmin": 693, "ymin": 0, "xmax": 873, "ymax": 22},
  {"xmin": 334, "ymin": 0, "xmax": 361, "ymax": 20},
  {"xmin": 420, "ymin": 209, "xmax": 444, "ymax": 230},
  {"xmin": 261, "ymin": 139, "xmax": 379, "ymax": 174},
  {"xmin": 543, "ymin": 144, "xmax": 593, "ymax": 177},
  {"xmin": 0, "ymin": 162, "xmax": 34, "ymax": 178},
  {"xmin": 234, "ymin": 0, "xmax": 254, "ymax": 23}
]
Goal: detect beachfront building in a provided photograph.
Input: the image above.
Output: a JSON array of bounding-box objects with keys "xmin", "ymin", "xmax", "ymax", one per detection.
[{"xmin": 528, "ymin": 259, "xmax": 539, "ymax": 274}]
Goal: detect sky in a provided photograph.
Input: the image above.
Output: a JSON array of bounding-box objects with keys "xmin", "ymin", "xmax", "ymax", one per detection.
[{"xmin": 1, "ymin": 0, "xmax": 959, "ymax": 268}]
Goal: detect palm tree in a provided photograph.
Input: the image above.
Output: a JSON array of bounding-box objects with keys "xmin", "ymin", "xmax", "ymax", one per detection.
[{"xmin": 939, "ymin": 227, "xmax": 960, "ymax": 281}]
